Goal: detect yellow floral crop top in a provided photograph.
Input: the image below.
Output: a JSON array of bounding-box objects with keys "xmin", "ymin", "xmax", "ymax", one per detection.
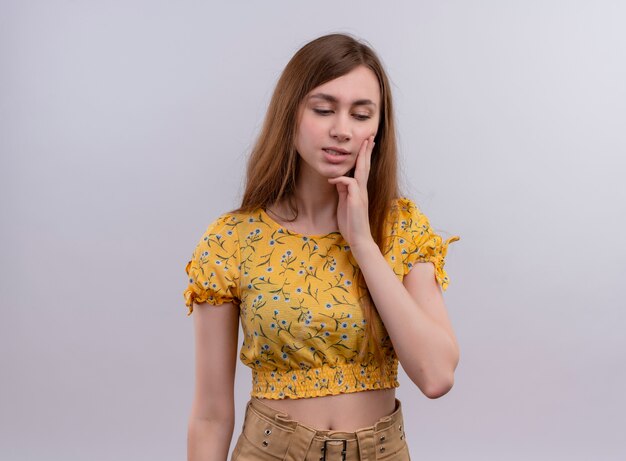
[{"xmin": 183, "ymin": 197, "xmax": 459, "ymax": 400}]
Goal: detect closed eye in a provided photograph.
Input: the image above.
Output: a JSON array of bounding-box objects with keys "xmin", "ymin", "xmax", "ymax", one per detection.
[{"xmin": 313, "ymin": 108, "xmax": 371, "ymax": 121}]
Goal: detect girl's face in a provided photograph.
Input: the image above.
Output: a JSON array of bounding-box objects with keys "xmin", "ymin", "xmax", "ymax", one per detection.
[{"xmin": 294, "ymin": 65, "xmax": 381, "ymax": 181}]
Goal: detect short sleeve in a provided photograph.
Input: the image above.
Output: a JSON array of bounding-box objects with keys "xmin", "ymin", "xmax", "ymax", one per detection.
[
  {"xmin": 396, "ymin": 197, "xmax": 460, "ymax": 290},
  {"xmin": 183, "ymin": 214, "xmax": 241, "ymax": 315}
]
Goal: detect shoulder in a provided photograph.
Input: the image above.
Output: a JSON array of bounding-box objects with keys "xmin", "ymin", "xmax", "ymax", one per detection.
[
  {"xmin": 390, "ymin": 196, "xmax": 460, "ymax": 288},
  {"xmin": 185, "ymin": 210, "xmax": 248, "ymax": 312},
  {"xmin": 382, "ymin": 196, "xmax": 433, "ymax": 249},
  {"xmin": 189, "ymin": 211, "xmax": 251, "ymax": 259},
  {"xmin": 200, "ymin": 209, "xmax": 253, "ymax": 238},
  {"xmin": 390, "ymin": 196, "xmax": 419, "ymax": 213},
  {"xmin": 386, "ymin": 196, "xmax": 426, "ymax": 227}
]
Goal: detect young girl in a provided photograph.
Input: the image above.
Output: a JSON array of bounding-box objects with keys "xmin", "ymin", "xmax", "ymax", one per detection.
[{"xmin": 184, "ymin": 33, "xmax": 460, "ymax": 461}]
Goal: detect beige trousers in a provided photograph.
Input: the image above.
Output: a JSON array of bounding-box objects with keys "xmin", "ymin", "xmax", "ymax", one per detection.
[{"xmin": 231, "ymin": 396, "xmax": 411, "ymax": 460}]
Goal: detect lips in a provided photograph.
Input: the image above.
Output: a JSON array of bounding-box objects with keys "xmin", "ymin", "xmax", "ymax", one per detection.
[{"xmin": 322, "ymin": 147, "xmax": 350, "ymax": 156}]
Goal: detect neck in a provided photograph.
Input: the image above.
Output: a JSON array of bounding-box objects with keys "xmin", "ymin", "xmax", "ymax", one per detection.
[{"xmin": 276, "ymin": 167, "xmax": 340, "ymax": 227}]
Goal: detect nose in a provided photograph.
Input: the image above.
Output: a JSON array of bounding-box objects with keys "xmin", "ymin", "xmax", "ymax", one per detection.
[{"xmin": 329, "ymin": 114, "xmax": 351, "ymax": 142}]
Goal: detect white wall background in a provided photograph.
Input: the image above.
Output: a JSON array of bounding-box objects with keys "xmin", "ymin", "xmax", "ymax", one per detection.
[{"xmin": 2, "ymin": 1, "xmax": 625, "ymax": 460}]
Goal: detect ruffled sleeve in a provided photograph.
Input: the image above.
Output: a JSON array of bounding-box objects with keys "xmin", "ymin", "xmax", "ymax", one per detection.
[
  {"xmin": 183, "ymin": 213, "xmax": 241, "ymax": 315},
  {"xmin": 395, "ymin": 197, "xmax": 460, "ymax": 290}
]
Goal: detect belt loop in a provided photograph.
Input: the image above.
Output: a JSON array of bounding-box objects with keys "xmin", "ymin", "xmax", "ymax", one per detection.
[
  {"xmin": 355, "ymin": 427, "xmax": 376, "ymax": 461},
  {"xmin": 283, "ymin": 423, "xmax": 316, "ymax": 461}
]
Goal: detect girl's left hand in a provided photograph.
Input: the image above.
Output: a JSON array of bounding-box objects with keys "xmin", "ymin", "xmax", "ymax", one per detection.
[{"xmin": 328, "ymin": 135, "xmax": 376, "ymax": 250}]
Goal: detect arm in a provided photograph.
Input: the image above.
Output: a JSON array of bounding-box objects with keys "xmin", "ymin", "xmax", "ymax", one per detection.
[
  {"xmin": 351, "ymin": 241, "xmax": 459, "ymax": 399},
  {"xmin": 187, "ymin": 301, "xmax": 239, "ymax": 461},
  {"xmin": 328, "ymin": 137, "xmax": 459, "ymax": 398}
]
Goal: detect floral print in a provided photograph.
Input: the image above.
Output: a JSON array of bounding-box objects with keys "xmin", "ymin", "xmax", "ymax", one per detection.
[{"xmin": 184, "ymin": 197, "xmax": 460, "ymax": 400}]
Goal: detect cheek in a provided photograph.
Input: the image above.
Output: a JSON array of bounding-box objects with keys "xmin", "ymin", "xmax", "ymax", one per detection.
[
  {"xmin": 296, "ymin": 117, "xmax": 320, "ymax": 144},
  {"xmin": 356, "ymin": 121, "xmax": 378, "ymax": 140}
]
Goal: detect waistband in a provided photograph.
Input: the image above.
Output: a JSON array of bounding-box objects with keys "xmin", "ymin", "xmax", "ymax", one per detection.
[{"xmin": 243, "ymin": 397, "xmax": 407, "ymax": 460}]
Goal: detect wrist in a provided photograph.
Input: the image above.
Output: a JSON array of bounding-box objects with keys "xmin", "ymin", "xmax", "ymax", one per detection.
[{"xmin": 349, "ymin": 237, "xmax": 379, "ymax": 259}]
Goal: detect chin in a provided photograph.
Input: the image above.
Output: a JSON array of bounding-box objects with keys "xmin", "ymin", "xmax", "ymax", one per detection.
[
  {"xmin": 323, "ymin": 163, "xmax": 355, "ymax": 176},
  {"xmin": 305, "ymin": 160, "xmax": 354, "ymax": 179},
  {"xmin": 325, "ymin": 169, "xmax": 352, "ymax": 178}
]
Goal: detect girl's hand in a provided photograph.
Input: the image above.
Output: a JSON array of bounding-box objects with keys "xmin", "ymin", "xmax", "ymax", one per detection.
[{"xmin": 328, "ymin": 135, "xmax": 376, "ymax": 250}]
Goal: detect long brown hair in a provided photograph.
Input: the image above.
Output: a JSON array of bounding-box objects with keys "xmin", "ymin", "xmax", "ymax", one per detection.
[{"xmin": 232, "ymin": 33, "xmax": 400, "ymax": 376}]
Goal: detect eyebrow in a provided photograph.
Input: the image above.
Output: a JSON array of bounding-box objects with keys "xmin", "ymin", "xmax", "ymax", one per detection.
[{"xmin": 308, "ymin": 92, "xmax": 377, "ymax": 108}]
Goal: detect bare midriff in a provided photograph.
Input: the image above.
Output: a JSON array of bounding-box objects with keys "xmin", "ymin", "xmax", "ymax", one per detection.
[{"xmin": 254, "ymin": 388, "xmax": 397, "ymax": 432}]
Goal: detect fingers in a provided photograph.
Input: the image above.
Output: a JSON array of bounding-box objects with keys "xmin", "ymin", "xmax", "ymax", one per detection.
[
  {"xmin": 328, "ymin": 135, "xmax": 373, "ymax": 201},
  {"xmin": 327, "ymin": 176, "xmax": 356, "ymax": 187},
  {"xmin": 354, "ymin": 135, "xmax": 375, "ymax": 186},
  {"xmin": 327, "ymin": 176, "xmax": 360, "ymax": 199}
]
